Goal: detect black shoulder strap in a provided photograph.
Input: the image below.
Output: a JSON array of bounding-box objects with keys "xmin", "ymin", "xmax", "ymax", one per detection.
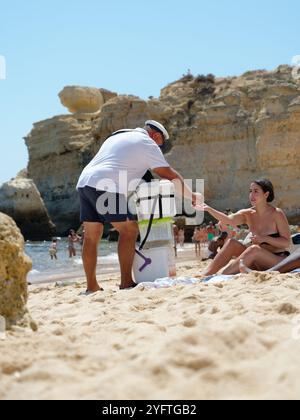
[
  {"xmin": 105, "ymin": 129, "xmax": 135, "ymax": 141},
  {"xmin": 139, "ymin": 195, "xmax": 159, "ymax": 251}
]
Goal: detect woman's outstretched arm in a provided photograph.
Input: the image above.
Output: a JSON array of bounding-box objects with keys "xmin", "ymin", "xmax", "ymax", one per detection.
[{"xmin": 196, "ymin": 204, "xmax": 247, "ymax": 228}]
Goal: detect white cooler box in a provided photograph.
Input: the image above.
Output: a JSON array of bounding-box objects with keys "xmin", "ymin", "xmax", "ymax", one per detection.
[{"xmin": 133, "ymin": 246, "xmax": 176, "ymax": 284}]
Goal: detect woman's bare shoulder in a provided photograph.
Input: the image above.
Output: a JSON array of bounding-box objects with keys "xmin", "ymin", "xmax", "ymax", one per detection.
[
  {"xmin": 236, "ymin": 208, "xmax": 255, "ymax": 216},
  {"xmin": 274, "ymin": 207, "xmax": 288, "ymax": 219}
]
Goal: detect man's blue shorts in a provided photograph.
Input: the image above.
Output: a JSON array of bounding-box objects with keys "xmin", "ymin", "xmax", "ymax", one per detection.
[{"xmin": 78, "ymin": 186, "xmax": 137, "ymax": 224}]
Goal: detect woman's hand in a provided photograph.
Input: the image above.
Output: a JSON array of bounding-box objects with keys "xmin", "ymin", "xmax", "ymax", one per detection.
[{"xmin": 193, "ymin": 201, "xmax": 210, "ymax": 212}]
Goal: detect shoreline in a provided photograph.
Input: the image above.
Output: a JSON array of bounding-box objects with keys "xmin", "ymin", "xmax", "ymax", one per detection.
[{"xmin": 27, "ymin": 245, "xmax": 200, "ymax": 286}]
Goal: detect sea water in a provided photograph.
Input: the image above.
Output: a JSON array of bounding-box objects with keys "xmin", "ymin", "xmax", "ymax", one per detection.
[{"xmin": 25, "ymin": 238, "xmax": 118, "ymax": 284}]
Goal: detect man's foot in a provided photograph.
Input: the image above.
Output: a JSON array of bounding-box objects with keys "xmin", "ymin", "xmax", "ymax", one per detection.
[
  {"xmin": 80, "ymin": 287, "xmax": 104, "ymax": 296},
  {"xmin": 119, "ymin": 282, "xmax": 138, "ymax": 290}
]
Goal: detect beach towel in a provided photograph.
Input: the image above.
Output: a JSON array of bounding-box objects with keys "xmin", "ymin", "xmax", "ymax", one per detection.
[
  {"xmin": 137, "ymin": 277, "xmax": 202, "ymax": 289},
  {"xmin": 137, "ymin": 274, "xmax": 235, "ymax": 289}
]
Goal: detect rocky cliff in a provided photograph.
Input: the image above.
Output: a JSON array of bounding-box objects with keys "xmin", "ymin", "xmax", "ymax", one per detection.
[
  {"xmin": 22, "ymin": 65, "xmax": 300, "ymax": 234},
  {"xmin": 0, "ymin": 212, "xmax": 36, "ymax": 330},
  {"xmin": 0, "ymin": 171, "xmax": 56, "ymax": 240}
]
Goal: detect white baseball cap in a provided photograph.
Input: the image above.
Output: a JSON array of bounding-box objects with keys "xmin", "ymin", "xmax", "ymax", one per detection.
[{"xmin": 145, "ymin": 120, "xmax": 169, "ymax": 140}]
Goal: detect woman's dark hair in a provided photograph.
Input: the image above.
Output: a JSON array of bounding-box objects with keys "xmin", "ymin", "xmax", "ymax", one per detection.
[{"xmin": 253, "ymin": 179, "xmax": 275, "ymax": 203}]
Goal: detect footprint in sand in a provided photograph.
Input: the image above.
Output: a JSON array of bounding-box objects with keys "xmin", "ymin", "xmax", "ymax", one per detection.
[
  {"xmin": 173, "ymin": 355, "xmax": 215, "ymax": 371},
  {"xmin": 183, "ymin": 334, "xmax": 199, "ymax": 346},
  {"xmin": 181, "ymin": 294, "xmax": 202, "ymax": 303},
  {"xmin": 182, "ymin": 318, "xmax": 197, "ymax": 328},
  {"xmin": 278, "ymin": 303, "xmax": 298, "ymax": 315}
]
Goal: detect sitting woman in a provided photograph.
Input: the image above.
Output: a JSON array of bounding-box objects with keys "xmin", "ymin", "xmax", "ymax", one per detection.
[{"xmin": 197, "ymin": 179, "xmax": 292, "ymax": 276}]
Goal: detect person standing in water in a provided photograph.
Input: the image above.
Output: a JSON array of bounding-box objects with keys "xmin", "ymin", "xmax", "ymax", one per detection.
[
  {"xmin": 68, "ymin": 229, "xmax": 80, "ymax": 258},
  {"xmin": 49, "ymin": 239, "xmax": 58, "ymax": 260}
]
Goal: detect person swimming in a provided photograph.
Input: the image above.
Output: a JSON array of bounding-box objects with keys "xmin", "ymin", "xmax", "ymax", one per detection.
[{"xmin": 195, "ymin": 179, "xmax": 292, "ymax": 276}]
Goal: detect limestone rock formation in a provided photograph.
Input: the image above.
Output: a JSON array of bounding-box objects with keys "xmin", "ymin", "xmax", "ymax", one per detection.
[
  {"xmin": 0, "ymin": 172, "xmax": 56, "ymax": 240},
  {"xmin": 59, "ymin": 86, "xmax": 105, "ymax": 118},
  {"xmin": 0, "ymin": 212, "xmax": 33, "ymax": 329},
  {"xmin": 25, "ymin": 115, "xmax": 97, "ymax": 234},
  {"xmin": 23, "ymin": 66, "xmax": 300, "ymax": 233}
]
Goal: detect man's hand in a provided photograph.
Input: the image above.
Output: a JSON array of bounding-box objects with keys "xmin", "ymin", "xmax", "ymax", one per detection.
[{"xmin": 192, "ymin": 193, "xmax": 204, "ymax": 208}]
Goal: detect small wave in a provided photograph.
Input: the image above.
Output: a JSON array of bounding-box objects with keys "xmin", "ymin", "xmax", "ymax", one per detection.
[
  {"xmin": 25, "ymin": 243, "xmax": 48, "ymax": 248},
  {"xmin": 73, "ymin": 258, "xmax": 83, "ymax": 266},
  {"xmin": 28, "ymin": 269, "xmax": 41, "ymax": 276},
  {"xmin": 177, "ymin": 244, "xmax": 195, "ymax": 252},
  {"xmin": 72, "ymin": 253, "xmax": 118, "ymax": 266},
  {"xmin": 99, "ymin": 253, "xmax": 119, "ymax": 264}
]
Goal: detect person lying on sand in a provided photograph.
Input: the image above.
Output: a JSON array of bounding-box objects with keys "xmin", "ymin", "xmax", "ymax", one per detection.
[
  {"xmin": 195, "ymin": 179, "xmax": 292, "ymax": 276},
  {"xmin": 240, "ymin": 250, "xmax": 300, "ymax": 274}
]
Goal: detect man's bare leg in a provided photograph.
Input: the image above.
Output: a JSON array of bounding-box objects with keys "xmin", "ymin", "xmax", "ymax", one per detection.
[
  {"xmin": 112, "ymin": 221, "xmax": 139, "ymax": 289},
  {"xmin": 82, "ymin": 222, "xmax": 104, "ymax": 292},
  {"xmin": 203, "ymin": 239, "xmax": 247, "ymax": 276}
]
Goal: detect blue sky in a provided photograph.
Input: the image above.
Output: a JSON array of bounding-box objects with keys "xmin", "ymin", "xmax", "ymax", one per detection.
[{"xmin": 0, "ymin": 0, "xmax": 299, "ymax": 185}]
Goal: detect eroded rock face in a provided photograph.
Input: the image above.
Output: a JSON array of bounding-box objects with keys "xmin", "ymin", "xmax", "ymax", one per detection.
[
  {"xmin": 160, "ymin": 67, "xmax": 300, "ymax": 221},
  {"xmin": 0, "ymin": 213, "xmax": 33, "ymax": 328},
  {"xmin": 25, "ymin": 115, "xmax": 97, "ymax": 234},
  {"xmin": 24, "ymin": 67, "xmax": 300, "ymax": 232},
  {"xmin": 0, "ymin": 173, "xmax": 56, "ymax": 241}
]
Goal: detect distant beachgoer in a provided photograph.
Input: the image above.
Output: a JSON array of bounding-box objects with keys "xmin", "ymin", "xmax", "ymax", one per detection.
[
  {"xmin": 178, "ymin": 228, "xmax": 185, "ymax": 247},
  {"xmin": 49, "ymin": 239, "xmax": 58, "ymax": 260},
  {"xmin": 207, "ymin": 222, "xmax": 215, "ymax": 242},
  {"xmin": 195, "ymin": 179, "xmax": 292, "ymax": 276},
  {"xmin": 192, "ymin": 227, "xmax": 201, "ymax": 257},
  {"xmin": 68, "ymin": 229, "xmax": 80, "ymax": 258},
  {"xmin": 208, "ymin": 232, "xmax": 228, "ymax": 259},
  {"xmin": 199, "ymin": 226, "xmax": 207, "ymax": 246}
]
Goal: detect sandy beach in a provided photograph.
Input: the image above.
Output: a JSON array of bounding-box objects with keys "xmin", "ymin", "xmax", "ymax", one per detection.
[{"xmin": 1, "ymin": 247, "xmax": 300, "ymax": 400}]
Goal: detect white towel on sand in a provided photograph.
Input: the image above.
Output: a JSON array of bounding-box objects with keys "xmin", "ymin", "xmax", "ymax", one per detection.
[{"xmin": 138, "ymin": 275, "xmax": 234, "ymax": 289}]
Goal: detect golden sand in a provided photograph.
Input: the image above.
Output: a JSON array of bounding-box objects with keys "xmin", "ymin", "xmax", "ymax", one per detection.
[{"xmin": 1, "ymin": 251, "xmax": 300, "ymax": 400}]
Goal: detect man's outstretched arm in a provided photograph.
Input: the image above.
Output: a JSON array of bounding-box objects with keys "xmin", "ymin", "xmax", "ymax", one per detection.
[{"xmin": 153, "ymin": 166, "xmax": 202, "ymax": 206}]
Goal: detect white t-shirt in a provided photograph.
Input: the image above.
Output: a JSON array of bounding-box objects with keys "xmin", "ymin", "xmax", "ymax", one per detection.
[{"xmin": 76, "ymin": 128, "xmax": 170, "ymax": 194}]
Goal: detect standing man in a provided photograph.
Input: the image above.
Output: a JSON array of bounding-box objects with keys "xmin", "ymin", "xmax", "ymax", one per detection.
[{"xmin": 76, "ymin": 120, "xmax": 202, "ymax": 293}]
